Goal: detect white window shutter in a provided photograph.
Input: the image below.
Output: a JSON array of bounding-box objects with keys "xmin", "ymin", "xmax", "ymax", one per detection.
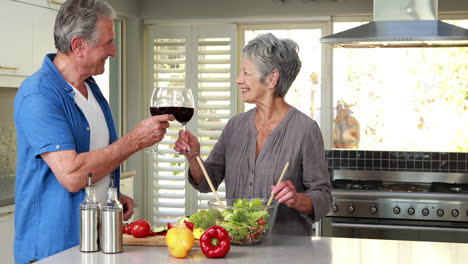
[{"xmin": 148, "ymin": 24, "xmax": 237, "ymax": 225}]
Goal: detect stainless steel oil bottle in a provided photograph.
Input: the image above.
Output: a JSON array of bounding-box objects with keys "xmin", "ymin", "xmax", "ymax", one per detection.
[
  {"xmin": 80, "ymin": 173, "xmax": 100, "ymax": 252},
  {"xmin": 101, "ymin": 182, "xmax": 123, "ymax": 253}
]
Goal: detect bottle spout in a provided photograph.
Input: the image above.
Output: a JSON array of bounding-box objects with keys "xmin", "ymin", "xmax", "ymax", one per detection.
[
  {"xmin": 88, "ymin": 173, "xmax": 92, "ymax": 187},
  {"xmin": 109, "ymin": 172, "xmax": 114, "ymax": 188}
]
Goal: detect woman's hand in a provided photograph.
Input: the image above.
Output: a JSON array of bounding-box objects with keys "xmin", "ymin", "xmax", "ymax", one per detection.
[
  {"xmin": 119, "ymin": 193, "xmax": 134, "ymax": 221},
  {"xmin": 174, "ymin": 130, "xmax": 200, "ymax": 157},
  {"xmin": 272, "ymin": 181, "xmax": 314, "ymax": 216},
  {"xmin": 271, "ymin": 181, "xmax": 298, "ymax": 208}
]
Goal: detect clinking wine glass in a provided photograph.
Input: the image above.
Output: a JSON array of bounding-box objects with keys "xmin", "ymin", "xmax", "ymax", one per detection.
[
  {"xmin": 148, "ymin": 87, "xmax": 196, "ymax": 155},
  {"xmin": 171, "ymin": 87, "xmax": 196, "ymax": 155},
  {"xmin": 147, "ymin": 86, "xmax": 173, "ymax": 155}
]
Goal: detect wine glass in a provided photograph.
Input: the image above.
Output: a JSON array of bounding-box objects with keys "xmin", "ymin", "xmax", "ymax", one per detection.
[
  {"xmin": 171, "ymin": 87, "xmax": 196, "ymax": 155},
  {"xmin": 148, "ymin": 87, "xmax": 196, "ymax": 155},
  {"xmin": 147, "ymin": 87, "xmax": 173, "ymax": 155}
]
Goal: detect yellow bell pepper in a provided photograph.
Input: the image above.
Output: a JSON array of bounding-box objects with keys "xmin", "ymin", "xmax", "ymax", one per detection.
[
  {"xmin": 193, "ymin": 228, "xmax": 204, "ymax": 240},
  {"xmin": 165, "ymin": 227, "xmax": 194, "ymax": 258}
]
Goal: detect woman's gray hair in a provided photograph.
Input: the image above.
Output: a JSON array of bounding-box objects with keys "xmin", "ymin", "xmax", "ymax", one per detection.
[
  {"xmin": 242, "ymin": 33, "xmax": 302, "ymax": 97},
  {"xmin": 54, "ymin": 0, "xmax": 116, "ymax": 53}
]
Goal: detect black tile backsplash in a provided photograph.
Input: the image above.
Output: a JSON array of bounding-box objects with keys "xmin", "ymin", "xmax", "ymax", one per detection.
[{"xmin": 325, "ymin": 150, "xmax": 468, "ymax": 173}]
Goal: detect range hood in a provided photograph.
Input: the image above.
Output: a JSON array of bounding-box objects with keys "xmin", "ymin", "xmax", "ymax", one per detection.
[{"xmin": 320, "ymin": 0, "xmax": 468, "ymax": 48}]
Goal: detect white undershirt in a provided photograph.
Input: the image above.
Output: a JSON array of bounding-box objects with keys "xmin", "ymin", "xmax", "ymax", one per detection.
[{"xmin": 71, "ymin": 82, "xmax": 110, "ymax": 204}]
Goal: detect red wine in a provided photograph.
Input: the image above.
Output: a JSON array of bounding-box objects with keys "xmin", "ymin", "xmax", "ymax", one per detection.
[
  {"xmin": 171, "ymin": 107, "xmax": 194, "ymax": 124},
  {"xmin": 150, "ymin": 106, "xmax": 172, "ymax": 116},
  {"xmin": 150, "ymin": 106, "xmax": 194, "ymax": 124}
]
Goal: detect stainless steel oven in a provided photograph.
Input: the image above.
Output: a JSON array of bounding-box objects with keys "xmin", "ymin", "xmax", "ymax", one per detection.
[{"xmin": 321, "ymin": 170, "xmax": 468, "ymax": 243}]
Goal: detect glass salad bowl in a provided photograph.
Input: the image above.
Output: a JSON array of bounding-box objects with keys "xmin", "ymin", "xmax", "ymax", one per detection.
[{"xmin": 208, "ymin": 198, "xmax": 278, "ymax": 245}]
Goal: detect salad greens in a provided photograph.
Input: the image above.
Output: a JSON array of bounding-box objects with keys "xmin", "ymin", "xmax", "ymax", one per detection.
[
  {"xmin": 215, "ymin": 198, "xmax": 272, "ymax": 244},
  {"xmin": 188, "ymin": 209, "xmax": 221, "ymax": 230}
]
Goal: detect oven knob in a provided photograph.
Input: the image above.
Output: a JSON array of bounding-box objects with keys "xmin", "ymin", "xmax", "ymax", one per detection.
[
  {"xmin": 393, "ymin": 206, "xmax": 401, "ymax": 214},
  {"xmin": 370, "ymin": 205, "xmax": 377, "ymax": 214},
  {"xmin": 408, "ymin": 207, "xmax": 415, "ymax": 215},
  {"xmin": 452, "ymin": 209, "xmax": 459, "ymax": 217},
  {"xmin": 348, "ymin": 205, "xmax": 355, "ymax": 213},
  {"xmin": 437, "ymin": 209, "xmax": 444, "ymax": 217},
  {"xmin": 422, "ymin": 208, "xmax": 430, "ymax": 216},
  {"xmin": 331, "ymin": 204, "xmax": 339, "ymax": 212}
]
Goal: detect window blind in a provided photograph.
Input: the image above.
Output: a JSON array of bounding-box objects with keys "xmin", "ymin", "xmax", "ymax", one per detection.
[{"xmin": 148, "ymin": 24, "xmax": 237, "ymax": 225}]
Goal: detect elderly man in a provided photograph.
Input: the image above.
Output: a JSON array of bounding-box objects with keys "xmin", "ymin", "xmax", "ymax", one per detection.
[{"xmin": 14, "ymin": 0, "xmax": 173, "ymax": 263}]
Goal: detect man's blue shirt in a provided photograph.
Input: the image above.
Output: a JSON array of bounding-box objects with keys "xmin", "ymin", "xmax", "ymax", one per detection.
[{"xmin": 14, "ymin": 54, "xmax": 120, "ymax": 264}]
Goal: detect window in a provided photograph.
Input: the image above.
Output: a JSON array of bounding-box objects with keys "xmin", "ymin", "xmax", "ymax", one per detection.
[
  {"xmin": 332, "ymin": 20, "xmax": 468, "ymax": 152},
  {"xmin": 148, "ymin": 24, "xmax": 237, "ymax": 225}
]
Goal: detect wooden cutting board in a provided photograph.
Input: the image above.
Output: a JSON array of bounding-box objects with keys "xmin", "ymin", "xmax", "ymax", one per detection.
[{"xmin": 123, "ymin": 234, "xmax": 200, "ymax": 247}]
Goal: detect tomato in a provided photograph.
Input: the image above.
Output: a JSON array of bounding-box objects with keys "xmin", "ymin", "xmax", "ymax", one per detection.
[
  {"xmin": 130, "ymin": 219, "xmax": 151, "ymax": 238},
  {"xmin": 123, "ymin": 223, "xmax": 131, "ymax": 235},
  {"xmin": 257, "ymin": 218, "xmax": 266, "ymax": 226}
]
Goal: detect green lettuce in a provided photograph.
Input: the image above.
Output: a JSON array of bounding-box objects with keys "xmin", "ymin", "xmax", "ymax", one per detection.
[{"xmin": 216, "ymin": 198, "xmax": 272, "ymax": 243}]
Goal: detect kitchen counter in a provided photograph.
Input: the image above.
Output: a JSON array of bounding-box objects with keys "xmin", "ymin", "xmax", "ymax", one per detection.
[{"xmin": 37, "ymin": 235, "xmax": 467, "ymax": 264}]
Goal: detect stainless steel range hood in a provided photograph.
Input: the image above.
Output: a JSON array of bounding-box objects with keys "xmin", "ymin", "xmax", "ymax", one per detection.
[{"xmin": 320, "ymin": 0, "xmax": 468, "ymax": 48}]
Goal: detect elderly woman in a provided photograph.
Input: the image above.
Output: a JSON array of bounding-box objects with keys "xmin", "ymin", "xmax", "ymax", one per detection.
[{"xmin": 175, "ymin": 33, "xmax": 331, "ymax": 235}]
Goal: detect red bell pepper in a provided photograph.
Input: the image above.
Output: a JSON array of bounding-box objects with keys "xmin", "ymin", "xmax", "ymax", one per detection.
[
  {"xmin": 167, "ymin": 220, "xmax": 194, "ymax": 233},
  {"xmin": 200, "ymin": 225, "xmax": 231, "ymax": 258},
  {"xmin": 184, "ymin": 220, "xmax": 194, "ymax": 231}
]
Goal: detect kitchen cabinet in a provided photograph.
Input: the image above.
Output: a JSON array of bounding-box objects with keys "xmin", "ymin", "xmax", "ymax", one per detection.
[
  {"xmin": 0, "ymin": 0, "xmax": 57, "ymax": 81},
  {"xmin": 120, "ymin": 172, "xmax": 135, "ymax": 222},
  {"xmin": 32, "ymin": 5, "xmax": 58, "ymax": 72},
  {"xmin": 0, "ymin": 0, "xmax": 34, "ymax": 77}
]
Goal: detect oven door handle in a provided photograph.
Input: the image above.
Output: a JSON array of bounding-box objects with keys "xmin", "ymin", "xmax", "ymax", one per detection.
[{"xmin": 331, "ymin": 222, "xmax": 468, "ymax": 232}]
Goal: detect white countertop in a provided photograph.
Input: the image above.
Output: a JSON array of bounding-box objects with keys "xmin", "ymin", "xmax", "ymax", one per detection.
[{"xmin": 36, "ymin": 235, "xmax": 468, "ymax": 264}]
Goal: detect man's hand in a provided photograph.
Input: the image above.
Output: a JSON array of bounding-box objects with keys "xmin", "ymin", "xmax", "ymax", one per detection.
[
  {"xmin": 119, "ymin": 193, "xmax": 134, "ymax": 221},
  {"xmin": 128, "ymin": 114, "xmax": 175, "ymax": 149}
]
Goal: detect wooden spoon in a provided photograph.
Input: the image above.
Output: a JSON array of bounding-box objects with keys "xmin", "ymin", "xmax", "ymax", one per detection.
[
  {"xmin": 196, "ymin": 156, "xmax": 224, "ymax": 206},
  {"xmin": 266, "ymin": 162, "xmax": 290, "ymax": 207}
]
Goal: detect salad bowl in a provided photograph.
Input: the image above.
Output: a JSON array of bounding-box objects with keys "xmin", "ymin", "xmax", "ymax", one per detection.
[{"xmin": 208, "ymin": 198, "xmax": 278, "ymax": 245}]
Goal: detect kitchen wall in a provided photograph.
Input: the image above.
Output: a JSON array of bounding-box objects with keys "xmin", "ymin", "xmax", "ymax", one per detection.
[
  {"xmin": 139, "ymin": 0, "xmax": 468, "ymax": 20},
  {"xmin": 139, "ymin": 0, "xmax": 372, "ymax": 20},
  {"xmin": 105, "ymin": 0, "xmax": 147, "ymax": 220},
  {"xmin": 108, "ymin": 0, "xmax": 139, "ymax": 17},
  {"xmin": 325, "ymin": 150, "xmax": 468, "ymax": 174}
]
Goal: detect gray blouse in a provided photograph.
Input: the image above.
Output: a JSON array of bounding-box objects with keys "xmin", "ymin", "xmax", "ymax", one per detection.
[{"xmin": 189, "ymin": 106, "xmax": 332, "ymax": 236}]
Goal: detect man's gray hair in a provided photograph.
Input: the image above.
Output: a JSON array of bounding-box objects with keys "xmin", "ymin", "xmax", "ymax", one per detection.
[
  {"xmin": 242, "ymin": 33, "xmax": 302, "ymax": 98},
  {"xmin": 54, "ymin": 0, "xmax": 116, "ymax": 53}
]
